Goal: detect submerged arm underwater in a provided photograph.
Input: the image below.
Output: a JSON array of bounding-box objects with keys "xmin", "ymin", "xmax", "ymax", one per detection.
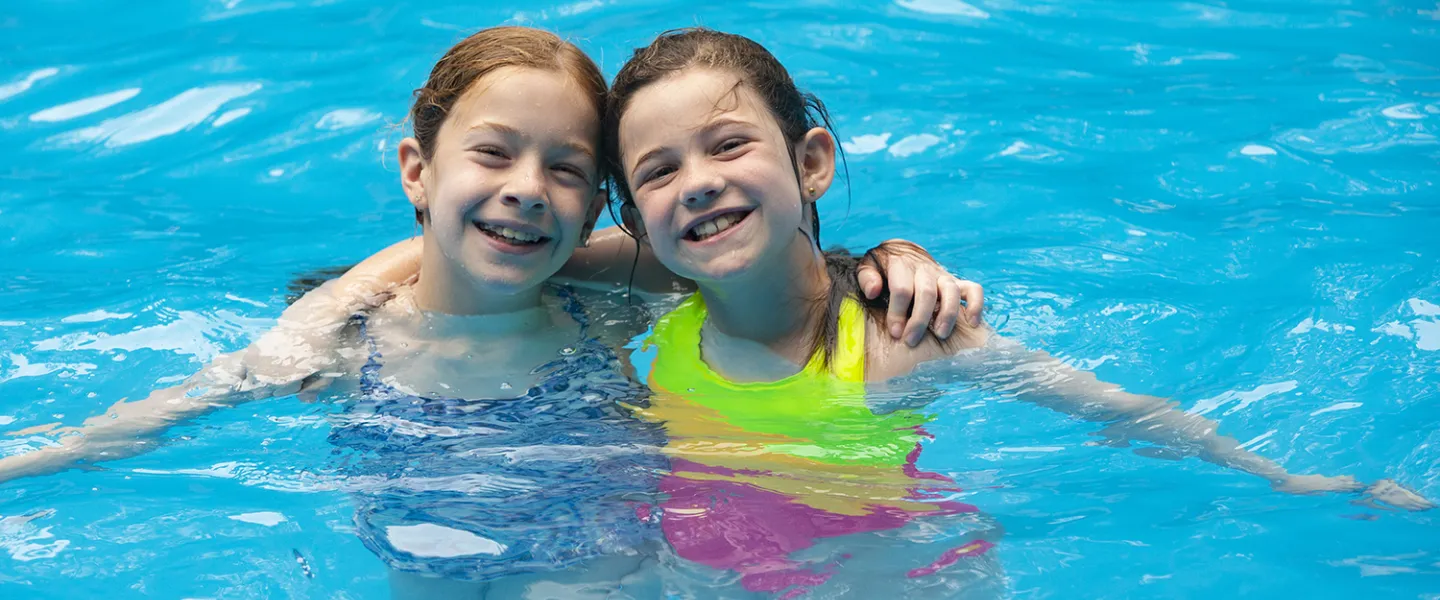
[
  {"xmin": 0, "ymin": 280, "xmax": 371, "ymax": 483},
  {"xmin": 936, "ymin": 336, "xmax": 1434, "ymax": 511}
]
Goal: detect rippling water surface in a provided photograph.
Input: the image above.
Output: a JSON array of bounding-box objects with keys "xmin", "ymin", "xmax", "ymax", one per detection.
[{"xmin": 2, "ymin": 0, "xmax": 1438, "ymax": 597}]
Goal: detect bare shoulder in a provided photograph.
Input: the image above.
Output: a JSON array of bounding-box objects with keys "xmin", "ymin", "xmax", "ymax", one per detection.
[
  {"xmin": 864, "ymin": 317, "xmax": 991, "ymax": 382},
  {"xmin": 336, "ymin": 236, "xmax": 423, "ymax": 288}
]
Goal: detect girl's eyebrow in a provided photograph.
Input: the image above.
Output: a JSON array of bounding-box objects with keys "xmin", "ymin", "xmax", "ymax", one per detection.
[
  {"xmin": 466, "ymin": 121, "xmax": 524, "ymax": 139},
  {"xmin": 465, "ymin": 121, "xmax": 595, "ymax": 161}
]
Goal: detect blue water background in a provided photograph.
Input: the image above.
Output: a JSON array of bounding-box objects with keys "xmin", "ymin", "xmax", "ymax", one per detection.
[{"xmin": 2, "ymin": 0, "xmax": 1438, "ymax": 597}]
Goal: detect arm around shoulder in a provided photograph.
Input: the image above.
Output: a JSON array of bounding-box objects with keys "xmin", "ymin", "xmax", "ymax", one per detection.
[
  {"xmin": 557, "ymin": 226, "xmax": 693, "ymax": 293},
  {"xmin": 864, "ymin": 317, "xmax": 991, "ymax": 381}
]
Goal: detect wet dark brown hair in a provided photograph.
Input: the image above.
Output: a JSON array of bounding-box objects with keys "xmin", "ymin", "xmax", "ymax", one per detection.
[{"xmin": 603, "ymin": 28, "xmax": 949, "ymax": 366}]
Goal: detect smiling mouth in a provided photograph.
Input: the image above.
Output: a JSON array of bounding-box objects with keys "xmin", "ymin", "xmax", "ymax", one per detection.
[
  {"xmin": 685, "ymin": 209, "xmax": 754, "ymax": 242},
  {"xmin": 475, "ymin": 222, "xmax": 549, "ymax": 246}
]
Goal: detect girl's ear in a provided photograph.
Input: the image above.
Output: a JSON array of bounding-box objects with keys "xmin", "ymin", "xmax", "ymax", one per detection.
[
  {"xmin": 579, "ymin": 190, "xmax": 607, "ymax": 247},
  {"xmin": 620, "ymin": 202, "xmax": 649, "ymax": 245},
  {"xmin": 797, "ymin": 126, "xmax": 837, "ymax": 205},
  {"xmin": 398, "ymin": 137, "xmax": 430, "ymax": 217}
]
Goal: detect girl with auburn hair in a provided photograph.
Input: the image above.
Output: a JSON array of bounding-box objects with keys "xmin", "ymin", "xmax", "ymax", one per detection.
[
  {"xmin": 0, "ymin": 26, "xmax": 981, "ymax": 597},
  {"xmin": 600, "ymin": 27, "xmax": 1432, "ymax": 597}
]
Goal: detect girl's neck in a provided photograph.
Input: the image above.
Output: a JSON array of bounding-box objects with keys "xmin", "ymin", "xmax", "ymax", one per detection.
[
  {"xmin": 412, "ymin": 235, "xmax": 546, "ymax": 317},
  {"xmin": 698, "ymin": 231, "xmax": 830, "ymax": 363}
]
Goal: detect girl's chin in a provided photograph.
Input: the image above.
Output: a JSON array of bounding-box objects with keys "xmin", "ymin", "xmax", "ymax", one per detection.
[
  {"xmin": 458, "ymin": 258, "xmax": 558, "ymax": 294},
  {"xmin": 679, "ymin": 254, "xmax": 764, "ymax": 284}
]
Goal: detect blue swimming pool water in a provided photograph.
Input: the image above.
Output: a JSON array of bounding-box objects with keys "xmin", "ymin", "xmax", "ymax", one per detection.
[{"xmin": 2, "ymin": 0, "xmax": 1438, "ymax": 597}]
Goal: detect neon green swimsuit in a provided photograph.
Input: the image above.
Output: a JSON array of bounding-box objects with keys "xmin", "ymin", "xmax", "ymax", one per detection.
[
  {"xmin": 637, "ymin": 294, "xmax": 987, "ymax": 594},
  {"xmin": 639, "ymin": 293, "xmax": 924, "ymax": 471}
]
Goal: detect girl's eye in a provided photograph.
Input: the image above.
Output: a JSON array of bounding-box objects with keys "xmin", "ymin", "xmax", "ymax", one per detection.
[
  {"xmin": 715, "ymin": 138, "xmax": 747, "ymax": 154},
  {"xmin": 552, "ymin": 163, "xmax": 590, "ymax": 183},
  {"xmin": 641, "ymin": 165, "xmax": 676, "ymax": 185},
  {"xmin": 474, "ymin": 146, "xmax": 508, "ymax": 159}
]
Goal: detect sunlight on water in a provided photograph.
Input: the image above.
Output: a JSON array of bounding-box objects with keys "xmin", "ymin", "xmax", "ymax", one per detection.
[{"xmin": 1, "ymin": 0, "xmax": 1437, "ymax": 598}]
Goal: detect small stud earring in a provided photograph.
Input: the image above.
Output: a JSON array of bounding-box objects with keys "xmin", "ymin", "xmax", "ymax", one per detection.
[{"xmin": 807, "ymin": 186, "xmax": 816, "ymax": 195}]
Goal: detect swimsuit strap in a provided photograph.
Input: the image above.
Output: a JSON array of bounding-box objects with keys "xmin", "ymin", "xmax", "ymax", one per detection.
[
  {"xmin": 552, "ymin": 284, "xmax": 592, "ymax": 339},
  {"xmin": 350, "ymin": 313, "xmax": 388, "ymax": 396}
]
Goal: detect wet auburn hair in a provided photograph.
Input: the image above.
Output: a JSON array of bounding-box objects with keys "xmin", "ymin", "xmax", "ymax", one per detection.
[
  {"xmin": 408, "ymin": 26, "xmax": 607, "ymax": 225},
  {"xmin": 603, "ymin": 28, "xmax": 950, "ymax": 365}
]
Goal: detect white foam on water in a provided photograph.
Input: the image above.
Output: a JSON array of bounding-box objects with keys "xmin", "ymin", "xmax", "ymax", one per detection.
[
  {"xmin": 1407, "ymin": 298, "xmax": 1440, "ymax": 317},
  {"xmin": 60, "ymin": 309, "xmax": 133, "ymax": 324},
  {"xmin": 558, "ymin": 0, "xmax": 603, "ymax": 16},
  {"xmin": 315, "ymin": 108, "xmax": 381, "ymax": 130},
  {"xmin": 842, "ymin": 133, "xmax": 891, "ymax": 155},
  {"xmin": 0, "ymin": 67, "xmax": 60, "ymax": 101},
  {"xmin": 52, "ymin": 82, "xmax": 261, "ymax": 147},
  {"xmin": 212, "ymin": 107, "xmax": 251, "ymax": 128},
  {"xmin": 1311, "ymin": 402, "xmax": 1362, "ymax": 416},
  {"xmin": 1377, "ymin": 321, "xmax": 1414, "ymax": 340},
  {"xmin": 1, "ymin": 353, "xmax": 97, "ymax": 383},
  {"xmin": 30, "ymin": 88, "xmax": 141, "ymax": 123},
  {"xmin": 1413, "ymin": 320, "xmax": 1440, "ymax": 351},
  {"xmin": 896, "ymin": 0, "xmax": 989, "ymax": 18},
  {"xmin": 1289, "ymin": 317, "xmax": 1355, "ymax": 335},
  {"xmin": 385, "ymin": 523, "xmax": 506, "ymax": 558},
  {"xmin": 1380, "ymin": 103, "xmax": 1424, "ymax": 120},
  {"xmin": 33, "ymin": 310, "xmax": 270, "ymax": 361},
  {"xmin": 888, "ymin": 133, "xmax": 942, "ymax": 158},
  {"xmin": 1189, "ymin": 380, "xmax": 1299, "ymax": 416},
  {"xmin": 229, "ymin": 512, "xmax": 287, "ymax": 527}
]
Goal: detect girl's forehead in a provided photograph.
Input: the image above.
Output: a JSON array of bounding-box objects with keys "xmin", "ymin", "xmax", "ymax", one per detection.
[
  {"xmin": 631, "ymin": 69, "xmax": 759, "ymax": 120},
  {"xmin": 447, "ymin": 67, "xmax": 600, "ymax": 131},
  {"xmin": 619, "ymin": 69, "xmax": 775, "ymax": 148}
]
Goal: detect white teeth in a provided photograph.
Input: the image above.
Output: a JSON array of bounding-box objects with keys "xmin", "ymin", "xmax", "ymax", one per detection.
[
  {"xmin": 689, "ymin": 213, "xmax": 744, "ymax": 241},
  {"xmin": 479, "ymin": 223, "xmax": 543, "ymax": 243}
]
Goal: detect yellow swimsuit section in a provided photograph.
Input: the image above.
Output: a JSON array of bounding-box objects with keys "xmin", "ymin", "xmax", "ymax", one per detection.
[
  {"xmin": 632, "ymin": 293, "xmax": 986, "ymax": 596},
  {"xmin": 633, "ymin": 293, "xmax": 942, "ymax": 515}
]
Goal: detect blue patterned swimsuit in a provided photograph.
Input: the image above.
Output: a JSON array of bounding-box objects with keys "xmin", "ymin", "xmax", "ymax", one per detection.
[{"xmin": 329, "ymin": 287, "xmax": 667, "ymax": 581}]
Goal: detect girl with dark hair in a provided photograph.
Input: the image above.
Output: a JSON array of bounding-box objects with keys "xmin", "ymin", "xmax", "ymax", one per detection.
[{"xmin": 602, "ymin": 27, "xmax": 1430, "ymax": 597}]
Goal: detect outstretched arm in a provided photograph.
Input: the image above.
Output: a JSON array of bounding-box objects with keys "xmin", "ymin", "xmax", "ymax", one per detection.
[
  {"xmin": 0, "ymin": 280, "xmax": 367, "ymax": 483},
  {"xmin": 953, "ymin": 337, "xmax": 1433, "ymax": 510}
]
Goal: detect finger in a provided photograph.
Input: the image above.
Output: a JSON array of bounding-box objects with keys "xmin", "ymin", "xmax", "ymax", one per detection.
[
  {"xmin": 884, "ymin": 258, "xmax": 914, "ymax": 340},
  {"xmin": 958, "ymin": 280, "xmax": 985, "ymax": 327},
  {"xmin": 856, "ymin": 261, "xmax": 882, "ymax": 300},
  {"xmin": 932, "ymin": 277, "xmax": 962, "ymax": 339},
  {"xmin": 904, "ymin": 273, "xmax": 938, "ymax": 347}
]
